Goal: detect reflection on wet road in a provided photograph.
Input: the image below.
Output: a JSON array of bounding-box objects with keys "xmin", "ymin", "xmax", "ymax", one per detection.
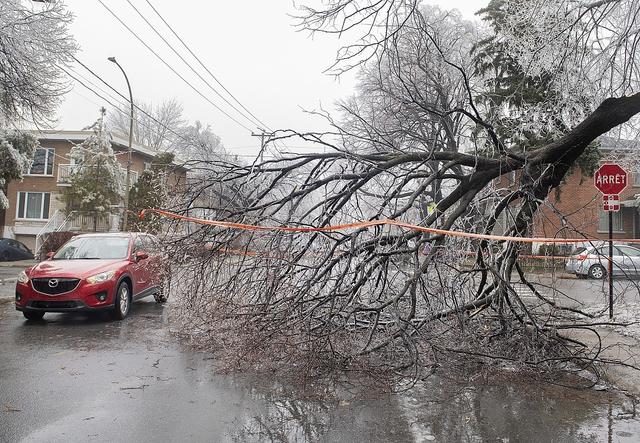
[{"xmin": 1, "ymin": 298, "xmax": 640, "ymax": 442}]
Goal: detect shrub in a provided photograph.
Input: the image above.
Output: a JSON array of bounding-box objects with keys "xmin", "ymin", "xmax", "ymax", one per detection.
[{"xmin": 40, "ymin": 231, "xmax": 76, "ymax": 259}]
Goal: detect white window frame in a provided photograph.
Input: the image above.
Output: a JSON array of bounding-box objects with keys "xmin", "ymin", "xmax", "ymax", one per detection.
[
  {"xmin": 143, "ymin": 161, "xmax": 152, "ymax": 171},
  {"xmin": 635, "ymin": 168, "xmax": 640, "ymax": 186},
  {"xmin": 598, "ymin": 209, "xmax": 624, "ymax": 233},
  {"xmin": 15, "ymin": 192, "xmax": 51, "ymax": 221},
  {"xmin": 26, "ymin": 147, "xmax": 55, "ymax": 176}
]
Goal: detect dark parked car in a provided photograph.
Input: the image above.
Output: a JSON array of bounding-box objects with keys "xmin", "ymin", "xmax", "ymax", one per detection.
[
  {"xmin": 0, "ymin": 238, "xmax": 34, "ymax": 261},
  {"xmin": 15, "ymin": 232, "xmax": 169, "ymax": 321}
]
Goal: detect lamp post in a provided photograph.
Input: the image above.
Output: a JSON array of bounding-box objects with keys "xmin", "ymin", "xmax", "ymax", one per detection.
[{"xmin": 107, "ymin": 56, "xmax": 134, "ymax": 231}]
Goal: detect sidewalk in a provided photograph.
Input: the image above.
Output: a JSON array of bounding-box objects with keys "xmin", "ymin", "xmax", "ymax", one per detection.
[
  {"xmin": 0, "ymin": 259, "xmax": 37, "ymax": 268},
  {"xmin": 0, "ymin": 260, "xmax": 35, "ymax": 291},
  {"xmin": 571, "ymin": 326, "xmax": 640, "ymax": 395}
]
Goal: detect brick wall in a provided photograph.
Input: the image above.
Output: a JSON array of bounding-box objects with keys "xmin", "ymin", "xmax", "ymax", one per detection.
[{"xmin": 533, "ymin": 169, "xmax": 639, "ymax": 240}]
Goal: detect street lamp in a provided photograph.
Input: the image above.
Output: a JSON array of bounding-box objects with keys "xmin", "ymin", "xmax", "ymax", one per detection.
[{"xmin": 108, "ymin": 56, "xmax": 134, "ymax": 231}]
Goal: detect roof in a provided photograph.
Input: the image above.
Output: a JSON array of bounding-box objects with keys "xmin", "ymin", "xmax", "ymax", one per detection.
[
  {"xmin": 598, "ymin": 136, "xmax": 639, "ymax": 151},
  {"xmin": 29, "ymin": 130, "xmax": 188, "ymax": 170},
  {"xmin": 74, "ymin": 232, "xmax": 132, "ymax": 238}
]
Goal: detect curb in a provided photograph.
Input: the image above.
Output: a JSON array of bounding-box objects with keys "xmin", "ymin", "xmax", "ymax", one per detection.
[{"xmin": 0, "ymin": 260, "xmax": 37, "ymax": 268}]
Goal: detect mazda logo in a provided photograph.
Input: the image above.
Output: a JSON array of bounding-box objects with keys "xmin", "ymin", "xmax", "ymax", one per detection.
[{"xmin": 48, "ymin": 279, "xmax": 59, "ymax": 288}]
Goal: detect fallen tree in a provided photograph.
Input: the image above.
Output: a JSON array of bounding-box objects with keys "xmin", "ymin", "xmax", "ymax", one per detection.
[{"xmin": 165, "ymin": 0, "xmax": 640, "ymax": 383}]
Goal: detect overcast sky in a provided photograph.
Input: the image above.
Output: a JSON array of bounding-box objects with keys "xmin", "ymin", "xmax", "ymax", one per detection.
[{"xmin": 56, "ymin": 0, "xmax": 485, "ymax": 158}]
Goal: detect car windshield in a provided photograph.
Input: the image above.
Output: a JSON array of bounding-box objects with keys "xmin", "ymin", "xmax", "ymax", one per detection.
[
  {"xmin": 54, "ymin": 237, "xmax": 130, "ymax": 260},
  {"xmin": 572, "ymin": 247, "xmax": 587, "ymax": 255}
]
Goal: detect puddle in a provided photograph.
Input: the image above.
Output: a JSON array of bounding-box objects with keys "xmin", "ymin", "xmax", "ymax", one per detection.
[{"xmin": 226, "ymin": 371, "xmax": 639, "ymax": 442}]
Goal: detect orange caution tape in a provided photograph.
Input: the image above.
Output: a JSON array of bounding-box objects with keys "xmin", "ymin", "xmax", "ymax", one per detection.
[{"xmin": 141, "ymin": 209, "xmax": 640, "ymax": 245}]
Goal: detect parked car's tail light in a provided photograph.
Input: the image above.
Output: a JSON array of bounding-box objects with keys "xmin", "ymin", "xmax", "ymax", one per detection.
[
  {"xmin": 17, "ymin": 270, "xmax": 29, "ymax": 284},
  {"xmin": 576, "ymin": 254, "xmax": 588, "ymax": 261},
  {"xmin": 86, "ymin": 270, "xmax": 116, "ymax": 285}
]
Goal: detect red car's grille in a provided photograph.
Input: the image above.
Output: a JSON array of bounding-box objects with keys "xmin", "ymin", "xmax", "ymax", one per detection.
[
  {"xmin": 31, "ymin": 278, "xmax": 80, "ymax": 295},
  {"xmin": 29, "ymin": 300, "xmax": 79, "ymax": 309}
]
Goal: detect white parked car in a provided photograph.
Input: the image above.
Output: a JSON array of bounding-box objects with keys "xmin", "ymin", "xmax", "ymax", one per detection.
[{"xmin": 566, "ymin": 244, "xmax": 640, "ymax": 279}]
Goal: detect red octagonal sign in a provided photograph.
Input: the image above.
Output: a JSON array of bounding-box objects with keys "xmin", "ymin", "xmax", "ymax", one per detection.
[{"xmin": 594, "ymin": 163, "xmax": 628, "ymax": 195}]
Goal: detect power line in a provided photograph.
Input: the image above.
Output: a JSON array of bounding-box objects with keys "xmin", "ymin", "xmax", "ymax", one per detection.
[
  {"xmin": 67, "ymin": 67, "xmax": 160, "ymax": 136},
  {"xmin": 66, "ymin": 70, "xmax": 234, "ymax": 165},
  {"xmin": 67, "ymin": 61, "xmax": 269, "ymax": 163},
  {"xmin": 143, "ymin": 0, "xmax": 273, "ymax": 133},
  {"xmin": 70, "ymin": 58, "xmax": 221, "ymax": 158},
  {"xmin": 64, "ymin": 65, "xmax": 194, "ymax": 152},
  {"xmin": 95, "ymin": 0, "xmax": 253, "ymax": 133},
  {"xmin": 69, "ymin": 67, "xmax": 130, "ymax": 110},
  {"xmin": 123, "ymin": 0, "xmax": 263, "ymax": 131},
  {"xmin": 71, "ymin": 56, "xmax": 202, "ymax": 150}
]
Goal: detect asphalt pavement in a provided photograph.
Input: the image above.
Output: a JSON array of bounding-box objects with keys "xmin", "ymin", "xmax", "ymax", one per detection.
[
  {"xmin": 2, "ymin": 266, "xmax": 640, "ymax": 442},
  {"xmin": 0, "ymin": 260, "xmax": 33, "ymax": 286}
]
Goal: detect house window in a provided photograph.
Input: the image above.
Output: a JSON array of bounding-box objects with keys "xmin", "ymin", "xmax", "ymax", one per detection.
[
  {"xmin": 28, "ymin": 148, "xmax": 55, "ymax": 176},
  {"xmin": 635, "ymin": 168, "xmax": 640, "ymax": 186},
  {"xmin": 143, "ymin": 162, "xmax": 152, "ymax": 171},
  {"xmin": 16, "ymin": 192, "xmax": 50, "ymax": 220},
  {"xmin": 598, "ymin": 209, "xmax": 624, "ymax": 232}
]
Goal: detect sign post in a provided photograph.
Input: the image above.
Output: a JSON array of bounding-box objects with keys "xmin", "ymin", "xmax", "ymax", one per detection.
[
  {"xmin": 594, "ymin": 164, "xmax": 629, "ymax": 319},
  {"xmin": 608, "ymin": 211, "xmax": 613, "ymax": 319}
]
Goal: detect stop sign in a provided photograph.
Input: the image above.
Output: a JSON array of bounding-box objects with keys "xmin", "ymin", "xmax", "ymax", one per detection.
[{"xmin": 594, "ymin": 163, "xmax": 628, "ymax": 195}]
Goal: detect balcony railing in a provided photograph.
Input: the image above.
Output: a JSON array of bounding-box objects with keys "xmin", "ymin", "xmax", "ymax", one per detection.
[
  {"xmin": 57, "ymin": 163, "xmax": 79, "ymax": 184},
  {"xmin": 57, "ymin": 164, "xmax": 139, "ymax": 188}
]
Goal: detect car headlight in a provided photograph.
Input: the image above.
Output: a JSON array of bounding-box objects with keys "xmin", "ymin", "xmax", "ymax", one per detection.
[
  {"xmin": 86, "ymin": 270, "xmax": 116, "ymax": 285},
  {"xmin": 17, "ymin": 270, "xmax": 29, "ymax": 284}
]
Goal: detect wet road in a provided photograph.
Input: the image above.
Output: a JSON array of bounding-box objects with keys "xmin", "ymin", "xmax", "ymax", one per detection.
[{"xmin": 2, "ymin": 288, "xmax": 640, "ymax": 441}]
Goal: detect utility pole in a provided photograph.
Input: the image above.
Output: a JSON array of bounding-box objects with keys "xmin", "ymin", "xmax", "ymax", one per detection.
[
  {"xmin": 108, "ymin": 56, "xmax": 134, "ymax": 231},
  {"xmin": 251, "ymin": 128, "xmax": 274, "ymax": 163}
]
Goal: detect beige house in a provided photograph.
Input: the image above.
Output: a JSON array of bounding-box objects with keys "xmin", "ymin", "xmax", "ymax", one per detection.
[{"xmin": 0, "ymin": 130, "xmax": 187, "ymax": 252}]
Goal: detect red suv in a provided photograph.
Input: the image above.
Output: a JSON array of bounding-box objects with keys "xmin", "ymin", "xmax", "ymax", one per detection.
[{"xmin": 15, "ymin": 232, "xmax": 169, "ymax": 321}]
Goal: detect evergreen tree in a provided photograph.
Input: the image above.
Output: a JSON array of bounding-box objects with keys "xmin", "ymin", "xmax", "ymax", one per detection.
[
  {"xmin": 474, "ymin": 0, "xmax": 601, "ymax": 176},
  {"xmin": 128, "ymin": 152, "xmax": 175, "ymax": 234},
  {"xmin": 62, "ymin": 108, "xmax": 123, "ymax": 230},
  {"xmin": 0, "ymin": 130, "xmax": 37, "ymax": 209}
]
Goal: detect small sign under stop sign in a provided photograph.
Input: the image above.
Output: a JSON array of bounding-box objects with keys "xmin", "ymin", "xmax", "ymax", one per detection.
[{"xmin": 603, "ymin": 194, "xmax": 620, "ymax": 212}]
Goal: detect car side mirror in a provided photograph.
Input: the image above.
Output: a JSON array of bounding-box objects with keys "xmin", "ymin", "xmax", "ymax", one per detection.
[
  {"xmin": 45, "ymin": 252, "xmax": 55, "ymax": 260},
  {"xmin": 134, "ymin": 251, "xmax": 149, "ymax": 261}
]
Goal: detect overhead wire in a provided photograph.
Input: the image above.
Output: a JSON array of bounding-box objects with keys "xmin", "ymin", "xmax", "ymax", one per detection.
[
  {"xmin": 71, "ymin": 56, "xmax": 198, "ymax": 148},
  {"xmin": 68, "ymin": 67, "xmax": 130, "ymax": 111},
  {"xmin": 95, "ymin": 0, "xmax": 254, "ymax": 133},
  {"xmin": 142, "ymin": 0, "xmax": 273, "ymax": 133},
  {"xmin": 67, "ymin": 66, "xmax": 187, "ymax": 151},
  {"xmin": 123, "ymin": 0, "xmax": 263, "ymax": 131},
  {"xmin": 64, "ymin": 66, "xmax": 197, "ymax": 155},
  {"xmin": 139, "ymin": 0, "xmax": 290, "ymax": 158},
  {"xmin": 66, "ymin": 62, "xmax": 275, "ymax": 161}
]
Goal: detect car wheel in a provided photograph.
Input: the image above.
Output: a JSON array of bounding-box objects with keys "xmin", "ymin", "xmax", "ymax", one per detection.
[
  {"xmin": 23, "ymin": 311, "xmax": 45, "ymax": 321},
  {"xmin": 112, "ymin": 281, "xmax": 131, "ymax": 320},
  {"xmin": 588, "ymin": 264, "xmax": 606, "ymax": 280},
  {"xmin": 154, "ymin": 275, "xmax": 170, "ymax": 303}
]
